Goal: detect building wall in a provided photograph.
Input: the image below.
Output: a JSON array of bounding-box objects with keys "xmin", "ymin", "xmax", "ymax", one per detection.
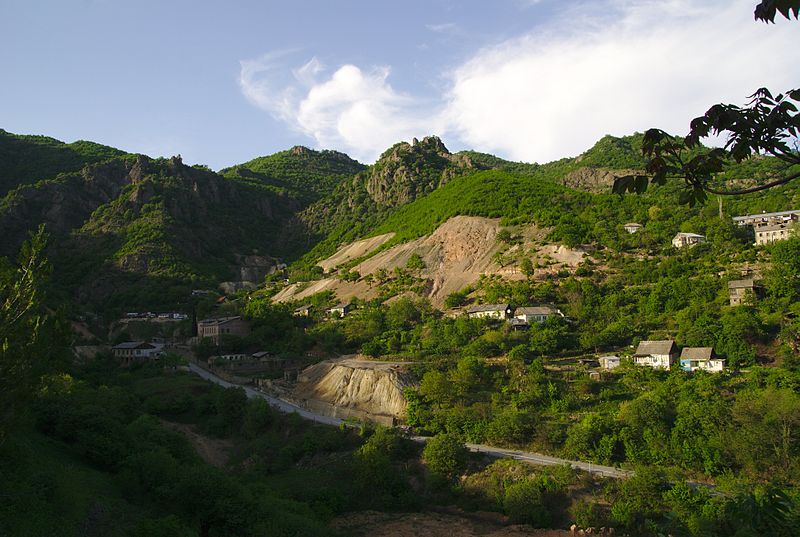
[{"xmin": 470, "ymin": 310, "xmax": 507, "ymax": 320}]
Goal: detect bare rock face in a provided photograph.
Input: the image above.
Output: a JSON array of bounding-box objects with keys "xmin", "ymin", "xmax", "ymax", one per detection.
[
  {"xmin": 559, "ymin": 166, "xmax": 641, "ymax": 193},
  {"xmin": 364, "ymin": 136, "xmax": 477, "ymax": 207}
]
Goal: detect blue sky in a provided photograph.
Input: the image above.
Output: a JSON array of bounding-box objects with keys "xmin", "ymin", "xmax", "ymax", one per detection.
[{"xmin": 1, "ymin": 0, "xmax": 797, "ymax": 169}]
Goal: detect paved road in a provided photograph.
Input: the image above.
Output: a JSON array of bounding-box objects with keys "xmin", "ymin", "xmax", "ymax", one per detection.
[
  {"xmin": 188, "ymin": 363, "xmax": 345, "ymax": 427},
  {"xmin": 188, "ymin": 363, "xmax": 632, "ymax": 479}
]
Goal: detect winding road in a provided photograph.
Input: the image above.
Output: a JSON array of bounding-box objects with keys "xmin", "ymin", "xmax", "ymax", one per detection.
[{"xmin": 188, "ymin": 362, "xmax": 634, "ymax": 479}]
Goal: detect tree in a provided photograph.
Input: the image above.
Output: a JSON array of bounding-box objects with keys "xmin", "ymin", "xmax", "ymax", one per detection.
[
  {"xmin": 614, "ymin": 1, "xmax": 800, "ymax": 205},
  {"xmin": 422, "ymin": 432, "xmax": 469, "ymax": 480},
  {"xmin": 0, "ymin": 226, "xmax": 66, "ymax": 443}
]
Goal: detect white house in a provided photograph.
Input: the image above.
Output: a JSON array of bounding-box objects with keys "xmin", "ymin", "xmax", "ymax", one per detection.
[
  {"xmin": 466, "ymin": 303, "xmax": 513, "ymax": 320},
  {"xmin": 754, "ymin": 223, "xmax": 795, "ymax": 245},
  {"xmin": 623, "ymin": 223, "xmax": 643, "ymax": 234},
  {"xmin": 672, "ymin": 233, "xmax": 706, "ymax": 249},
  {"xmin": 112, "ymin": 341, "xmax": 163, "ymax": 366},
  {"xmin": 680, "ymin": 347, "xmax": 725, "ymax": 373},
  {"xmin": 633, "ymin": 340, "xmax": 678, "ymax": 370},
  {"xmin": 326, "ymin": 303, "xmax": 352, "ymax": 318},
  {"xmin": 598, "ymin": 355, "xmax": 621, "ymax": 369},
  {"xmin": 514, "ymin": 305, "xmax": 564, "ymax": 324}
]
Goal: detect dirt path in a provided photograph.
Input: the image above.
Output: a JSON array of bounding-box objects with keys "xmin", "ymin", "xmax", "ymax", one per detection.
[
  {"xmin": 332, "ymin": 510, "xmax": 573, "ymax": 537},
  {"xmin": 160, "ymin": 419, "xmax": 233, "ymax": 468}
]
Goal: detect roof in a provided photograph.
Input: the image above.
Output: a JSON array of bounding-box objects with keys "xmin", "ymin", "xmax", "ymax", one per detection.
[
  {"xmin": 467, "ymin": 303, "xmax": 510, "ymax": 313},
  {"xmin": 680, "ymin": 347, "xmax": 714, "ymax": 360},
  {"xmin": 327, "ymin": 303, "xmax": 350, "ymax": 311},
  {"xmin": 674, "ymin": 232, "xmax": 705, "ymax": 239},
  {"xmin": 509, "ymin": 318, "xmax": 529, "ymax": 326},
  {"xmin": 733, "ymin": 210, "xmax": 800, "ymax": 222},
  {"xmin": 755, "ymin": 224, "xmax": 791, "ymax": 232},
  {"xmin": 728, "ymin": 279, "xmax": 756, "ymax": 289},
  {"xmin": 515, "ymin": 306, "xmax": 560, "ymax": 316},
  {"xmin": 624, "ymin": 222, "xmax": 642, "ymax": 227},
  {"xmin": 112, "ymin": 341, "xmax": 154, "ymax": 350},
  {"xmin": 252, "ymin": 351, "xmax": 272, "ymax": 358},
  {"xmin": 635, "ymin": 340, "xmax": 676, "ymax": 356},
  {"xmin": 599, "ymin": 355, "xmax": 620, "ymax": 361},
  {"xmin": 198, "ymin": 316, "xmax": 242, "ymax": 326},
  {"xmin": 294, "ymin": 304, "xmax": 313, "ymax": 311}
]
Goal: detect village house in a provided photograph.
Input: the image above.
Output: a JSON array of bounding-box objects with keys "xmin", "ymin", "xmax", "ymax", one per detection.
[
  {"xmin": 514, "ymin": 305, "xmax": 563, "ymax": 325},
  {"xmin": 466, "ymin": 303, "xmax": 513, "ymax": 320},
  {"xmin": 112, "ymin": 341, "xmax": 163, "ymax": 366},
  {"xmin": 633, "ymin": 340, "xmax": 678, "ymax": 370},
  {"xmin": 326, "ymin": 303, "xmax": 352, "ymax": 318},
  {"xmin": 671, "ymin": 232, "xmax": 706, "ymax": 249},
  {"xmin": 598, "ymin": 355, "xmax": 621, "ymax": 369},
  {"xmin": 732, "ymin": 209, "xmax": 800, "ymax": 228},
  {"xmin": 754, "ymin": 223, "xmax": 795, "ymax": 245},
  {"xmin": 197, "ymin": 316, "xmax": 251, "ymax": 345},
  {"xmin": 679, "ymin": 347, "xmax": 725, "ymax": 373},
  {"xmin": 728, "ymin": 279, "xmax": 760, "ymax": 306},
  {"xmin": 293, "ymin": 304, "xmax": 313, "ymax": 317},
  {"xmin": 623, "ymin": 222, "xmax": 643, "ymax": 234},
  {"xmin": 732, "ymin": 210, "xmax": 799, "ymax": 245}
]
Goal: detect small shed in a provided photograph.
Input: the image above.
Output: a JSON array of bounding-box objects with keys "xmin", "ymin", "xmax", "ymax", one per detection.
[{"xmin": 598, "ymin": 355, "xmax": 621, "ymax": 369}]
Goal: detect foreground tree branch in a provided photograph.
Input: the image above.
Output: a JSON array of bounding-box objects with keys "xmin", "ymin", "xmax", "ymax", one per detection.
[{"xmin": 614, "ymin": 1, "xmax": 800, "ymax": 205}]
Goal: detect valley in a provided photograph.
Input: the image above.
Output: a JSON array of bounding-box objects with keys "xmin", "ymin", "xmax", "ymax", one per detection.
[{"xmin": 2, "ymin": 126, "xmax": 800, "ymax": 537}]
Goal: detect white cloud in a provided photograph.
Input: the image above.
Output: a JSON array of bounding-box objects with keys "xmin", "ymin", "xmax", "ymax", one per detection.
[
  {"xmin": 425, "ymin": 22, "xmax": 458, "ymax": 33},
  {"xmin": 240, "ymin": 0, "xmax": 799, "ymax": 164},
  {"xmin": 239, "ymin": 55, "xmax": 442, "ymax": 162},
  {"xmin": 442, "ymin": 0, "xmax": 800, "ymax": 162}
]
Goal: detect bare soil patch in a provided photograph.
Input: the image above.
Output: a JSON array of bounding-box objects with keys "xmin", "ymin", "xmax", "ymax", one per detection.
[
  {"xmin": 160, "ymin": 419, "xmax": 233, "ymax": 468},
  {"xmin": 331, "ymin": 509, "xmax": 573, "ymax": 537}
]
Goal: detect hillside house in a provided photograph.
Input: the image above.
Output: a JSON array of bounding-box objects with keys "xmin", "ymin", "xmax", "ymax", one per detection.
[
  {"xmin": 728, "ymin": 279, "xmax": 760, "ymax": 306},
  {"xmin": 197, "ymin": 316, "xmax": 251, "ymax": 345},
  {"xmin": 598, "ymin": 355, "xmax": 621, "ymax": 369},
  {"xmin": 624, "ymin": 223, "xmax": 643, "ymax": 234},
  {"xmin": 293, "ymin": 304, "xmax": 313, "ymax": 317},
  {"xmin": 672, "ymin": 232, "xmax": 706, "ymax": 249},
  {"xmin": 754, "ymin": 223, "xmax": 795, "ymax": 245},
  {"xmin": 466, "ymin": 303, "xmax": 513, "ymax": 320},
  {"xmin": 112, "ymin": 341, "xmax": 163, "ymax": 366},
  {"xmin": 732, "ymin": 209, "xmax": 800, "ymax": 228},
  {"xmin": 732, "ymin": 210, "xmax": 799, "ymax": 245},
  {"xmin": 633, "ymin": 340, "xmax": 678, "ymax": 370},
  {"xmin": 514, "ymin": 305, "xmax": 564, "ymax": 324},
  {"xmin": 680, "ymin": 347, "xmax": 725, "ymax": 373},
  {"xmin": 326, "ymin": 303, "xmax": 352, "ymax": 318}
]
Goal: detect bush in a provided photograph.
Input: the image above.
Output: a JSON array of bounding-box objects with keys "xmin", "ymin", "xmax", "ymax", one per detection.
[{"xmin": 422, "ymin": 432, "xmax": 469, "ymax": 480}]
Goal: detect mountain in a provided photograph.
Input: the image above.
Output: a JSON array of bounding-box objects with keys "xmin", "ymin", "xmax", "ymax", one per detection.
[
  {"xmin": 3, "ymin": 127, "xmax": 798, "ymax": 314},
  {"xmin": 219, "ymin": 145, "xmax": 366, "ymax": 205},
  {"xmin": 0, "ymin": 148, "xmax": 308, "ymax": 311},
  {"xmin": 0, "ymin": 129, "xmax": 126, "ymax": 197}
]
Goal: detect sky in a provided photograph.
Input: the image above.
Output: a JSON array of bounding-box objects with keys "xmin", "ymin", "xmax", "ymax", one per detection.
[{"xmin": 1, "ymin": 0, "xmax": 797, "ymax": 170}]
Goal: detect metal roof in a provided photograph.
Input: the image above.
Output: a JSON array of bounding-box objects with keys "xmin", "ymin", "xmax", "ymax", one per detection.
[
  {"xmin": 467, "ymin": 303, "xmax": 510, "ymax": 313},
  {"xmin": 515, "ymin": 306, "xmax": 560, "ymax": 316},
  {"xmin": 728, "ymin": 279, "xmax": 756, "ymax": 289},
  {"xmin": 635, "ymin": 340, "xmax": 676, "ymax": 356},
  {"xmin": 198, "ymin": 316, "xmax": 242, "ymax": 325},
  {"xmin": 680, "ymin": 347, "xmax": 714, "ymax": 360},
  {"xmin": 733, "ymin": 210, "xmax": 800, "ymax": 222},
  {"xmin": 112, "ymin": 341, "xmax": 154, "ymax": 350}
]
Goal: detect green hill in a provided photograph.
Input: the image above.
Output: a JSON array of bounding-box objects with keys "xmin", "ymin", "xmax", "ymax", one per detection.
[
  {"xmin": 0, "ymin": 129, "xmax": 126, "ymax": 197},
  {"xmin": 220, "ymin": 145, "xmax": 366, "ymax": 205}
]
